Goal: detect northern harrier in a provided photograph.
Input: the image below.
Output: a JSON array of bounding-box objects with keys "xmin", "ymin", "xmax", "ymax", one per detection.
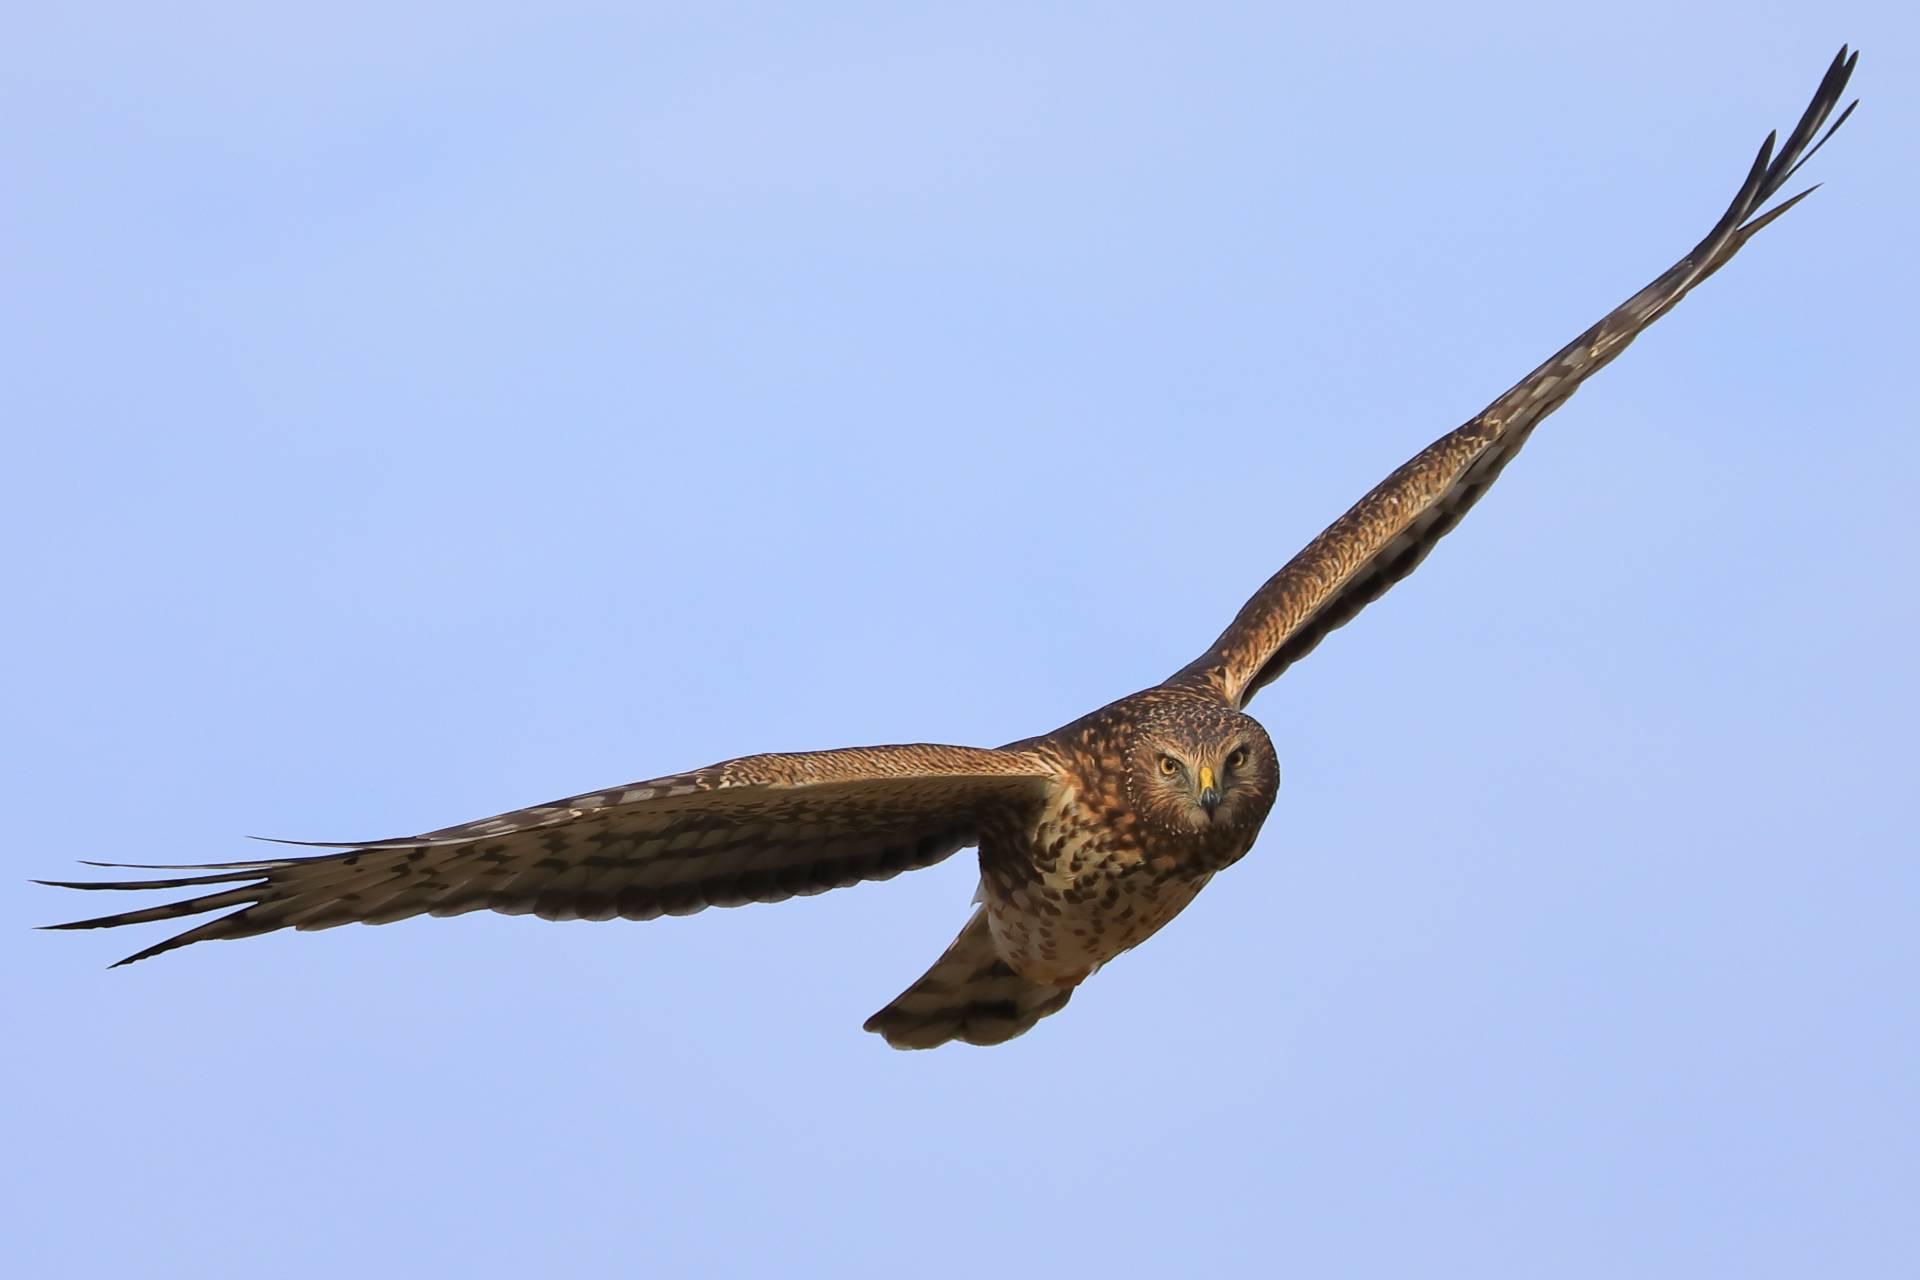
[{"xmin": 44, "ymin": 51, "xmax": 1858, "ymax": 1048}]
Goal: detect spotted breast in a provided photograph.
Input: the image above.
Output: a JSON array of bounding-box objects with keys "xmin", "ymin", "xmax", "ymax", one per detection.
[{"xmin": 981, "ymin": 695, "xmax": 1272, "ymax": 985}]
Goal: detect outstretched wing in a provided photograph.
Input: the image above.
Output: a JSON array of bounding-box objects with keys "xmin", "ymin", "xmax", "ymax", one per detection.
[
  {"xmin": 42, "ymin": 744, "xmax": 1059, "ymax": 966},
  {"xmin": 1167, "ymin": 48, "xmax": 1858, "ymax": 710}
]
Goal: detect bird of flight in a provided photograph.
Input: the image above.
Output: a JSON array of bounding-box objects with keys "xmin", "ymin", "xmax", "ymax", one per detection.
[{"xmin": 44, "ymin": 50, "xmax": 1858, "ymax": 1048}]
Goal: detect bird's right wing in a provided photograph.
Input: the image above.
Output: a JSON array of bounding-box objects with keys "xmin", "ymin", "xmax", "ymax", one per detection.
[
  {"xmin": 1167, "ymin": 48, "xmax": 1858, "ymax": 711},
  {"xmin": 41, "ymin": 743, "xmax": 1060, "ymax": 966}
]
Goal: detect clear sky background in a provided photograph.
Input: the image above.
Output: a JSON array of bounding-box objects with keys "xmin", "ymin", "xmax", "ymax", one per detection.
[{"xmin": 6, "ymin": 4, "xmax": 1915, "ymax": 1277}]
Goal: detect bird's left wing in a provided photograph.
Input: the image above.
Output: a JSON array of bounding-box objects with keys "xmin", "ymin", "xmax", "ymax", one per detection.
[
  {"xmin": 42, "ymin": 743, "xmax": 1058, "ymax": 966},
  {"xmin": 1167, "ymin": 48, "xmax": 1857, "ymax": 711}
]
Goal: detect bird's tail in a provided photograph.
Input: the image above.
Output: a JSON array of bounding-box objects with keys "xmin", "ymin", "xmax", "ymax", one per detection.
[{"xmin": 863, "ymin": 905, "xmax": 1073, "ymax": 1049}]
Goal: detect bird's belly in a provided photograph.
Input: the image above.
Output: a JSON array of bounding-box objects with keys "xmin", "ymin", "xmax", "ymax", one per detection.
[{"xmin": 983, "ymin": 851, "xmax": 1212, "ymax": 987}]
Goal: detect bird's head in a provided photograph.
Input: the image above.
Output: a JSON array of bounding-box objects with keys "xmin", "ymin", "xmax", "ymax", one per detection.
[{"xmin": 1125, "ymin": 699, "xmax": 1279, "ymax": 837}]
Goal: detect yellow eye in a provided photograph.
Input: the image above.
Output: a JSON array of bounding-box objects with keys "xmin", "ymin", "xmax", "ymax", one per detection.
[
  {"xmin": 1158, "ymin": 755, "xmax": 1180, "ymax": 776},
  {"xmin": 1226, "ymin": 747, "xmax": 1249, "ymax": 771}
]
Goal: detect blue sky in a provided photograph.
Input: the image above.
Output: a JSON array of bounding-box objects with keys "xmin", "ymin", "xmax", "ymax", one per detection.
[{"xmin": 6, "ymin": 4, "xmax": 1915, "ymax": 1276}]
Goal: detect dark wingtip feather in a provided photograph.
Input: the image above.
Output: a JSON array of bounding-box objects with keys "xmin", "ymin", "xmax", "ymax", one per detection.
[
  {"xmin": 1745, "ymin": 46, "xmax": 1859, "ymax": 218},
  {"xmin": 1678, "ymin": 45, "xmax": 1859, "ymax": 288},
  {"xmin": 109, "ymin": 940, "xmax": 181, "ymax": 968},
  {"xmin": 1743, "ymin": 183, "xmax": 1822, "ymax": 233},
  {"xmin": 103, "ymin": 906, "xmax": 273, "ymax": 967},
  {"xmin": 108, "ymin": 942, "xmax": 172, "ymax": 968},
  {"xmin": 1776, "ymin": 97, "xmax": 1857, "ymax": 191},
  {"xmin": 248, "ymin": 833, "xmax": 471, "ymax": 851},
  {"xmin": 76, "ymin": 857, "xmax": 283, "ymax": 871},
  {"xmin": 36, "ymin": 868, "xmax": 265, "ymax": 893}
]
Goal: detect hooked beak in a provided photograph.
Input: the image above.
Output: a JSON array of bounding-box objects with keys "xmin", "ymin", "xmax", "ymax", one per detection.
[{"xmin": 1197, "ymin": 765, "xmax": 1220, "ymax": 819}]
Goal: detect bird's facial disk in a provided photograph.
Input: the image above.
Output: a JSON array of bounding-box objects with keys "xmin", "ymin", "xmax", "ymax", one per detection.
[{"xmin": 1146, "ymin": 736, "xmax": 1275, "ymax": 832}]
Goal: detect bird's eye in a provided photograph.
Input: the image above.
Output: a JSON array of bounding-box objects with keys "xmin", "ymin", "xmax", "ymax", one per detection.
[
  {"xmin": 1226, "ymin": 747, "xmax": 1249, "ymax": 771},
  {"xmin": 1158, "ymin": 755, "xmax": 1180, "ymax": 776}
]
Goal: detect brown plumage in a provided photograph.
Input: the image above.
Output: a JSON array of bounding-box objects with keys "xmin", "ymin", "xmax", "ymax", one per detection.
[{"xmin": 41, "ymin": 51, "xmax": 1858, "ymax": 1048}]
